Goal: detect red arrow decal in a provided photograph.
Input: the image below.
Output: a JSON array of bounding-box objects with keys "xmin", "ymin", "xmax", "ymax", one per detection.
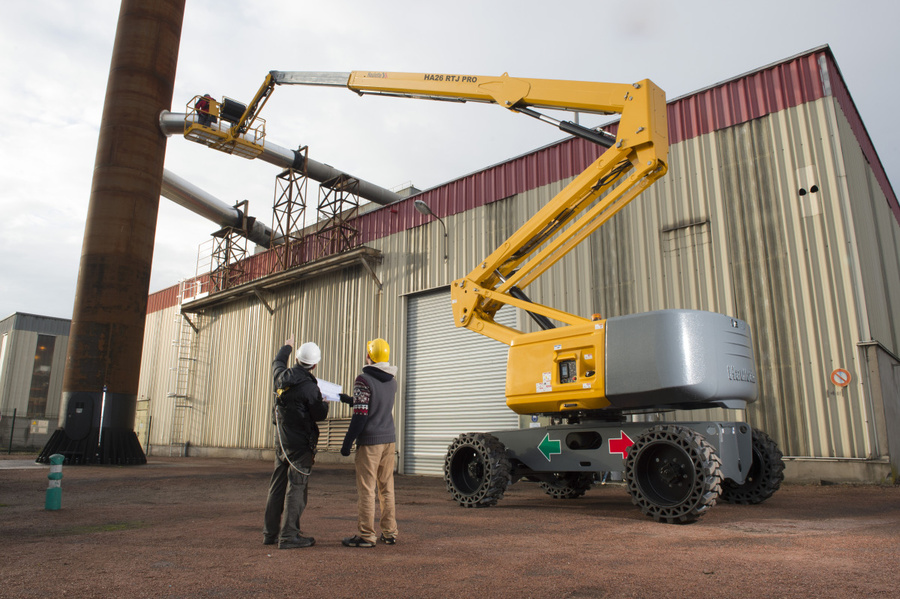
[{"xmin": 609, "ymin": 431, "xmax": 634, "ymax": 458}]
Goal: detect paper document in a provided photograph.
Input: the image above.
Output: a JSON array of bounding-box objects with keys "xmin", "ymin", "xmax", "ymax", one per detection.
[{"xmin": 317, "ymin": 379, "xmax": 342, "ymax": 402}]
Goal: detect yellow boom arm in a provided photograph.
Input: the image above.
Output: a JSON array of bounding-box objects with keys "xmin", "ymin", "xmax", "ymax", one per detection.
[{"xmin": 270, "ymin": 70, "xmax": 668, "ymax": 345}]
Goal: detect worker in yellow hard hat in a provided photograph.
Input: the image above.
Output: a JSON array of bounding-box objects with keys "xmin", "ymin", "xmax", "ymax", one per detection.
[{"xmin": 339, "ymin": 338, "xmax": 399, "ymax": 548}]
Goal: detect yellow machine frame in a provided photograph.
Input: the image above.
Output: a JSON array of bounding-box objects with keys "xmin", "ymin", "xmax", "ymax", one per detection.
[{"xmin": 234, "ymin": 70, "xmax": 669, "ymax": 414}]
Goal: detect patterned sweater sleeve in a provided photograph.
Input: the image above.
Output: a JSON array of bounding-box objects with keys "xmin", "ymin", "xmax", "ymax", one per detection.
[{"xmin": 340, "ymin": 375, "xmax": 371, "ymax": 453}]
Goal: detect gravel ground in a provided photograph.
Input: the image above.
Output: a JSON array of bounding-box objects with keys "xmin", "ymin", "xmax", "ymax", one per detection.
[{"xmin": 1, "ymin": 454, "xmax": 898, "ymax": 599}]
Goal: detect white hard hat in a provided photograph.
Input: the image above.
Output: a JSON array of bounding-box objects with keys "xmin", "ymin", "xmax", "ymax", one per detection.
[{"xmin": 296, "ymin": 342, "xmax": 321, "ymax": 367}]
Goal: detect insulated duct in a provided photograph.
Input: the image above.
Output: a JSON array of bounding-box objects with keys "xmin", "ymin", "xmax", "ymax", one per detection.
[
  {"xmin": 159, "ymin": 111, "xmax": 401, "ymax": 206},
  {"xmin": 160, "ymin": 169, "xmax": 276, "ymax": 247}
]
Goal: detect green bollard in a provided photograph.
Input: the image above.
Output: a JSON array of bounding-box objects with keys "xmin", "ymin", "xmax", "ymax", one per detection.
[{"xmin": 45, "ymin": 454, "xmax": 64, "ymax": 510}]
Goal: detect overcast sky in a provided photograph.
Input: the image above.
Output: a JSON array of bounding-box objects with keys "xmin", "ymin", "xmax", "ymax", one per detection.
[{"xmin": 1, "ymin": 0, "xmax": 898, "ymax": 321}]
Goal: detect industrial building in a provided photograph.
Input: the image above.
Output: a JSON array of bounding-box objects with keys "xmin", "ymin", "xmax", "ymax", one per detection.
[
  {"xmin": 0, "ymin": 313, "xmax": 70, "ymax": 452},
  {"xmin": 134, "ymin": 45, "xmax": 899, "ymax": 483}
]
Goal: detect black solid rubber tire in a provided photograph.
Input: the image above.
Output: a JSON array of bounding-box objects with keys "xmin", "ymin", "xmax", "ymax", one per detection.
[
  {"xmin": 720, "ymin": 428, "xmax": 785, "ymax": 505},
  {"xmin": 540, "ymin": 472, "xmax": 595, "ymax": 499},
  {"xmin": 624, "ymin": 425, "xmax": 722, "ymax": 524},
  {"xmin": 443, "ymin": 433, "xmax": 512, "ymax": 508}
]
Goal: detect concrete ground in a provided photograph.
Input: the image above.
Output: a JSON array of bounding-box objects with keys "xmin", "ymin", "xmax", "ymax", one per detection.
[{"xmin": 0, "ymin": 454, "xmax": 898, "ymax": 599}]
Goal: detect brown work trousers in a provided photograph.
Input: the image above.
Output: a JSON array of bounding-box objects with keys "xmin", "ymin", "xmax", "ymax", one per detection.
[{"xmin": 354, "ymin": 442, "xmax": 398, "ymax": 543}]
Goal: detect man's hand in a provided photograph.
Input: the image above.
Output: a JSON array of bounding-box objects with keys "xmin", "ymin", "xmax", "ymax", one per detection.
[
  {"xmin": 339, "ymin": 393, "xmax": 353, "ymax": 406},
  {"xmin": 285, "ymin": 335, "xmax": 294, "ymax": 347},
  {"xmin": 340, "ymin": 444, "xmax": 352, "ymax": 457}
]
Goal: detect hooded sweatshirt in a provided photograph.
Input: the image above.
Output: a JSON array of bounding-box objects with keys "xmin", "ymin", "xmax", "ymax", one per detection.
[{"xmin": 342, "ymin": 362, "xmax": 397, "ymax": 451}]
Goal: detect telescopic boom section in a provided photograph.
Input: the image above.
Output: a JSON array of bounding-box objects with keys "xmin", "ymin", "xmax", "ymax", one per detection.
[
  {"xmin": 232, "ymin": 72, "xmax": 276, "ymax": 137},
  {"xmin": 270, "ymin": 70, "xmax": 668, "ymax": 345}
]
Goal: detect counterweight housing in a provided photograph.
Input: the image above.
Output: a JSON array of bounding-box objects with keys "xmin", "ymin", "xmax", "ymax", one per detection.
[{"xmin": 506, "ymin": 310, "xmax": 758, "ymax": 416}]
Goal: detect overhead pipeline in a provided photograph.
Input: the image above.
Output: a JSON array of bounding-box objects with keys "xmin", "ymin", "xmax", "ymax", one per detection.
[
  {"xmin": 160, "ymin": 170, "xmax": 276, "ymax": 247},
  {"xmin": 159, "ymin": 111, "xmax": 401, "ymax": 206}
]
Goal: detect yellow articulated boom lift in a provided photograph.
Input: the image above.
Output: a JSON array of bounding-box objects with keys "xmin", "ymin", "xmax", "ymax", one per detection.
[{"xmin": 235, "ymin": 70, "xmax": 785, "ymax": 523}]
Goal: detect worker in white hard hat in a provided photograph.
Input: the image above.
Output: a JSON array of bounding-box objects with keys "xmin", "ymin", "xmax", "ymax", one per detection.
[
  {"xmin": 339, "ymin": 337, "xmax": 399, "ymax": 548},
  {"xmin": 263, "ymin": 335, "xmax": 328, "ymax": 549}
]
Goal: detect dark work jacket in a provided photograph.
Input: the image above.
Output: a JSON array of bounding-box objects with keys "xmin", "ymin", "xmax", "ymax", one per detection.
[{"xmin": 272, "ymin": 345, "xmax": 328, "ymax": 454}]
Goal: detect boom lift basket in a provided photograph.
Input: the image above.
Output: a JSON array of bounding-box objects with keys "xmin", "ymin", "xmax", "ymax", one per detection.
[{"xmin": 184, "ymin": 96, "xmax": 266, "ymax": 160}]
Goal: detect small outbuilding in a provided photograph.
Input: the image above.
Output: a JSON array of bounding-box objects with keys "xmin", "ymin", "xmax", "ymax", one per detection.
[{"xmin": 0, "ymin": 312, "xmax": 70, "ymax": 451}]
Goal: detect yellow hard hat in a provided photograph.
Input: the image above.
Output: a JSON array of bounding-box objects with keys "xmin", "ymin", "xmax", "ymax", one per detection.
[{"xmin": 367, "ymin": 338, "xmax": 390, "ymax": 363}]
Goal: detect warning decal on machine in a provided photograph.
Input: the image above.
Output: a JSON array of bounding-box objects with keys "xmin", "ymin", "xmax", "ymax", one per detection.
[{"xmin": 536, "ymin": 372, "xmax": 552, "ymax": 393}]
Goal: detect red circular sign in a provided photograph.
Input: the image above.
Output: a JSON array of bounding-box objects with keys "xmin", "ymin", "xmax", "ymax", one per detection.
[{"xmin": 830, "ymin": 368, "xmax": 851, "ymax": 388}]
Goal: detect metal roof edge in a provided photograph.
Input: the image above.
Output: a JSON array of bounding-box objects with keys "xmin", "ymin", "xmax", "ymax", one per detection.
[
  {"xmin": 0, "ymin": 312, "xmax": 72, "ymax": 327},
  {"xmin": 408, "ymin": 44, "xmax": 898, "ymax": 223},
  {"xmin": 818, "ymin": 48, "xmax": 900, "ymax": 214},
  {"xmin": 426, "ymin": 45, "xmax": 839, "ymax": 190},
  {"xmin": 380, "ymin": 46, "xmax": 840, "ymax": 203},
  {"xmin": 667, "ymin": 44, "xmax": 833, "ymax": 105}
]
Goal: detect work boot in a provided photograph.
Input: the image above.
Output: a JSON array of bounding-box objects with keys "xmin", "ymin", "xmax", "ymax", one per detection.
[
  {"xmin": 263, "ymin": 535, "xmax": 277, "ymax": 546},
  {"xmin": 341, "ymin": 535, "xmax": 375, "ymax": 548},
  {"xmin": 279, "ymin": 535, "xmax": 315, "ymax": 549}
]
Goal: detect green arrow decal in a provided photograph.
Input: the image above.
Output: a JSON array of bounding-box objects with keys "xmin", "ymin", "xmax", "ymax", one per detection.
[{"xmin": 538, "ymin": 433, "xmax": 561, "ymax": 461}]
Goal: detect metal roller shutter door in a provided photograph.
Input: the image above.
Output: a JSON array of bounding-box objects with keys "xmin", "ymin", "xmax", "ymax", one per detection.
[{"xmin": 404, "ymin": 289, "xmax": 518, "ymax": 475}]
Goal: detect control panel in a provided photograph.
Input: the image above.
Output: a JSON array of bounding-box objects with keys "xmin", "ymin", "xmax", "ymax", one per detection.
[{"xmin": 559, "ymin": 359, "xmax": 577, "ymax": 384}]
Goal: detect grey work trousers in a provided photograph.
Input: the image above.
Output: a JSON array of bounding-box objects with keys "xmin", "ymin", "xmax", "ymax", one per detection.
[{"xmin": 264, "ymin": 447, "xmax": 314, "ymax": 541}]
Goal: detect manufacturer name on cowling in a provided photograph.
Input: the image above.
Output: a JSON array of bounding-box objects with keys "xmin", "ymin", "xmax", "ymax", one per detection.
[
  {"xmin": 727, "ymin": 365, "xmax": 757, "ymax": 383},
  {"xmin": 424, "ymin": 74, "xmax": 478, "ymax": 83}
]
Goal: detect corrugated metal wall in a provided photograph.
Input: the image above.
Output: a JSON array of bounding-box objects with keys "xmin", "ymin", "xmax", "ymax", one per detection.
[
  {"xmin": 835, "ymin": 102, "xmax": 900, "ymax": 355},
  {"xmin": 139, "ymin": 257, "xmax": 397, "ymax": 453},
  {"xmin": 549, "ymin": 97, "xmax": 887, "ymax": 462},
  {"xmin": 428, "ymin": 93, "xmax": 891, "ymax": 463},
  {"xmin": 0, "ymin": 331, "xmax": 44, "ymax": 414},
  {"xmin": 136, "ymin": 305, "xmax": 176, "ymax": 448}
]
